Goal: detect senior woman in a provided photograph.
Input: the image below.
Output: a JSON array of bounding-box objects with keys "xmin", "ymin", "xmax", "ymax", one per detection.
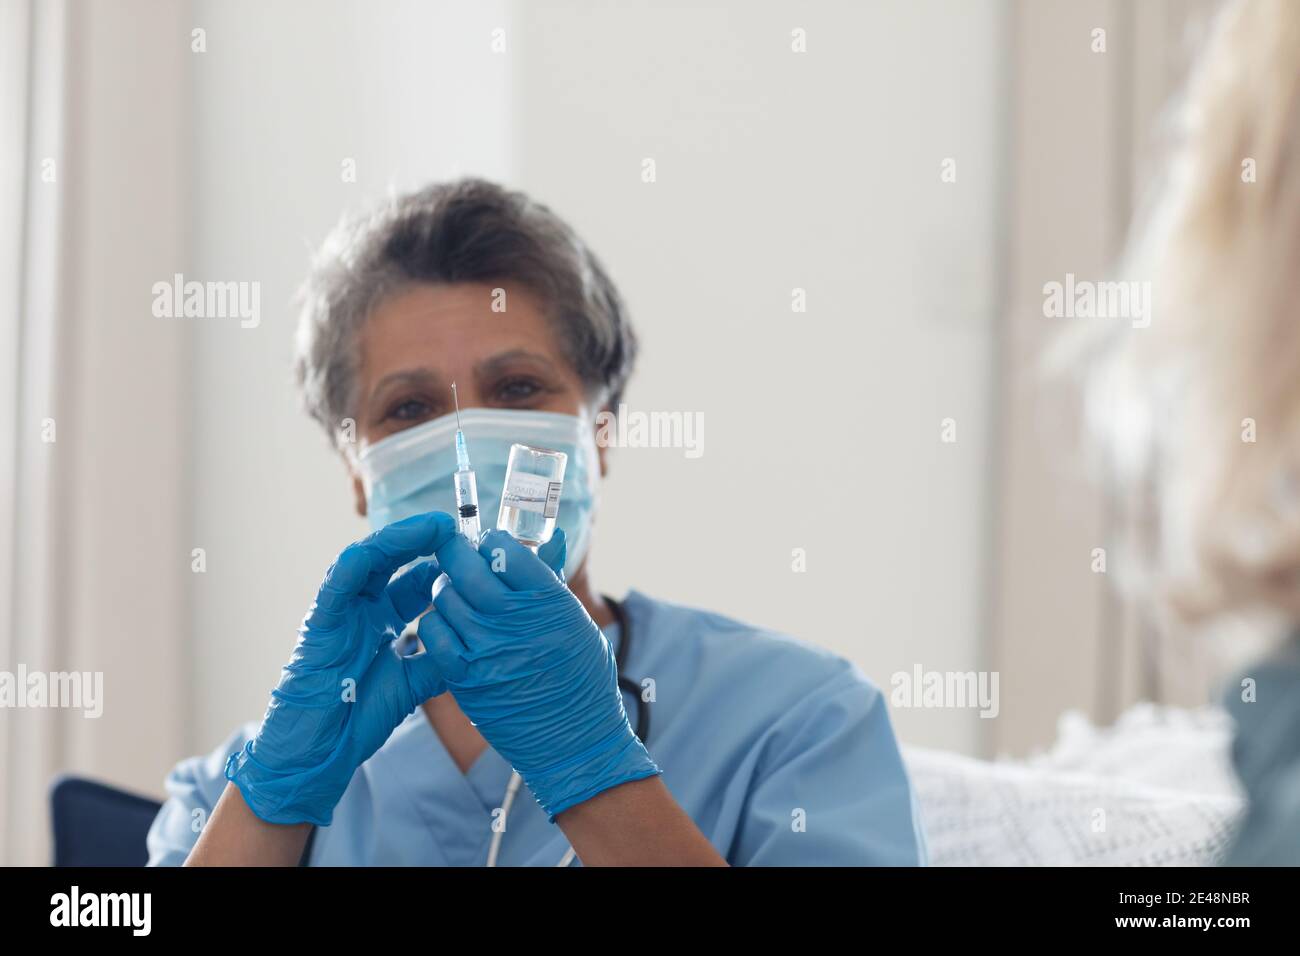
[
  {"xmin": 146, "ymin": 179, "xmax": 926, "ymax": 866},
  {"xmin": 1069, "ymin": 0, "xmax": 1300, "ymax": 865}
]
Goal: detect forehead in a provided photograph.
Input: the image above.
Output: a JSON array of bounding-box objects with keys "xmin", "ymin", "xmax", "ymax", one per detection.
[{"xmin": 360, "ymin": 281, "xmax": 558, "ymax": 365}]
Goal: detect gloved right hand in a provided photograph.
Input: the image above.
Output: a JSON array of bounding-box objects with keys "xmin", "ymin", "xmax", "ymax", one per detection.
[
  {"xmin": 224, "ymin": 511, "xmax": 456, "ymax": 826},
  {"xmin": 418, "ymin": 528, "xmax": 661, "ymax": 822}
]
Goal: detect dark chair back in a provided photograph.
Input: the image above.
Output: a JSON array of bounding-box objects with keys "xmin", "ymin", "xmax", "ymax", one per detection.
[{"xmin": 50, "ymin": 775, "xmax": 163, "ymax": 867}]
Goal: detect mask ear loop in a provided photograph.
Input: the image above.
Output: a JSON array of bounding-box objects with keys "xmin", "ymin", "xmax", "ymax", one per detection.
[
  {"xmin": 338, "ymin": 422, "xmax": 369, "ymax": 494},
  {"xmin": 340, "ymin": 434, "xmax": 360, "ymax": 469}
]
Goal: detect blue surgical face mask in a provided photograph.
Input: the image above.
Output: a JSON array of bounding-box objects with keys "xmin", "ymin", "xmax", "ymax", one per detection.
[{"xmin": 353, "ymin": 407, "xmax": 599, "ymax": 580}]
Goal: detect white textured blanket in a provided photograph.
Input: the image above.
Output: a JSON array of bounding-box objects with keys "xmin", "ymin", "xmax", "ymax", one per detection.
[{"xmin": 904, "ymin": 705, "xmax": 1245, "ymax": 866}]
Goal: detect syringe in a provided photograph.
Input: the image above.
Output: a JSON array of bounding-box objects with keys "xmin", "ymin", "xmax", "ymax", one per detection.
[{"xmin": 450, "ymin": 382, "xmax": 481, "ymax": 548}]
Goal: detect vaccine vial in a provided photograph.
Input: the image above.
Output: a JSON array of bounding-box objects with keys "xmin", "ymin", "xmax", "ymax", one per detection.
[{"xmin": 497, "ymin": 443, "xmax": 567, "ymax": 549}]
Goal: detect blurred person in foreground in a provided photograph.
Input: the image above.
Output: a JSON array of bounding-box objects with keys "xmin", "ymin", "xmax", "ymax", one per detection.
[{"xmin": 1069, "ymin": 0, "xmax": 1300, "ymax": 865}]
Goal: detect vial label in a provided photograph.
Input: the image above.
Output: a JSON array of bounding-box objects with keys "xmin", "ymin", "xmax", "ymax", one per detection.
[
  {"xmin": 502, "ymin": 472, "xmax": 562, "ymax": 517},
  {"xmin": 543, "ymin": 481, "xmax": 562, "ymax": 519}
]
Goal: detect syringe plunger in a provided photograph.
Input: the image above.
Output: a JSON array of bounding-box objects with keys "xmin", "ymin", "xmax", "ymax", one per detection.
[{"xmin": 449, "ymin": 382, "xmax": 480, "ymax": 546}]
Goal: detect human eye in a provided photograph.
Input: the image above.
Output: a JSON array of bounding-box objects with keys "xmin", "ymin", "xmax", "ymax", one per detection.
[
  {"xmin": 492, "ymin": 376, "xmax": 545, "ymax": 405},
  {"xmin": 383, "ymin": 395, "xmax": 436, "ymax": 423}
]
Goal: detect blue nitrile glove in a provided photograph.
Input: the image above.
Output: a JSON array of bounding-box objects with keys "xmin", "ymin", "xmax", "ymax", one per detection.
[
  {"xmin": 225, "ymin": 511, "xmax": 457, "ymax": 826},
  {"xmin": 419, "ymin": 527, "xmax": 661, "ymax": 822}
]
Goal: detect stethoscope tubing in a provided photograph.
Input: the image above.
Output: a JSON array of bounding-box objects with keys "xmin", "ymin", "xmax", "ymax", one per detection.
[{"xmin": 488, "ymin": 595, "xmax": 647, "ymax": 867}]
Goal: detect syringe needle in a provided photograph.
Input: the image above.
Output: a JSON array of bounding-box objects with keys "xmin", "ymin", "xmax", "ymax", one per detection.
[{"xmin": 451, "ymin": 381, "xmax": 463, "ymax": 429}]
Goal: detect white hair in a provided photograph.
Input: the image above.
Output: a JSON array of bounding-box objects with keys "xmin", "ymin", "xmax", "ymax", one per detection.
[{"xmin": 1070, "ymin": 0, "xmax": 1300, "ymax": 638}]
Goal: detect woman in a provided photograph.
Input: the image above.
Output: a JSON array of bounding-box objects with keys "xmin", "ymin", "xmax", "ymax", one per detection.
[
  {"xmin": 1071, "ymin": 0, "xmax": 1300, "ymax": 865},
  {"xmin": 146, "ymin": 179, "xmax": 926, "ymax": 866}
]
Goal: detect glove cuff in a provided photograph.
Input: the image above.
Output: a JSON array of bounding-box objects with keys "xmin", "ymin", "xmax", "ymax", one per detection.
[
  {"xmin": 525, "ymin": 726, "xmax": 663, "ymax": 824},
  {"xmin": 223, "ymin": 739, "xmax": 346, "ymax": 827}
]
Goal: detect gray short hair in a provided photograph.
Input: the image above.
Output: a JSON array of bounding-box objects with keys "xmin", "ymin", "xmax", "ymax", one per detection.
[{"xmin": 293, "ymin": 178, "xmax": 636, "ymax": 443}]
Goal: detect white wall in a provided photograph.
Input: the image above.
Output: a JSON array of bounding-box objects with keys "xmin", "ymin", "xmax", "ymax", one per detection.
[
  {"xmin": 186, "ymin": 0, "xmax": 513, "ymax": 752},
  {"xmin": 513, "ymin": 0, "xmax": 1008, "ymax": 753},
  {"xmin": 2, "ymin": 0, "xmax": 192, "ymax": 866}
]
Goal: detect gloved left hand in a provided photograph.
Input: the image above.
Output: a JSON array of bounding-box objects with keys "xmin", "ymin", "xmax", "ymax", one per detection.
[
  {"xmin": 419, "ymin": 528, "xmax": 661, "ymax": 822},
  {"xmin": 224, "ymin": 511, "xmax": 457, "ymax": 826}
]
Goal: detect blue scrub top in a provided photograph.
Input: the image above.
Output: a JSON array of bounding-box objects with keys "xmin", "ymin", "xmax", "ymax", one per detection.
[
  {"xmin": 1220, "ymin": 634, "xmax": 1300, "ymax": 865},
  {"xmin": 147, "ymin": 590, "xmax": 928, "ymax": 866}
]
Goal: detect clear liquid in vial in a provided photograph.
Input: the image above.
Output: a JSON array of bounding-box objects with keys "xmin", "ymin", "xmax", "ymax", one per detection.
[
  {"xmin": 496, "ymin": 504, "xmax": 554, "ymax": 549},
  {"xmin": 497, "ymin": 444, "xmax": 566, "ymax": 549}
]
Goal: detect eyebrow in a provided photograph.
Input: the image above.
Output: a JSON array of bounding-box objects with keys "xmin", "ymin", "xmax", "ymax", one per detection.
[
  {"xmin": 366, "ymin": 350, "xmax": 560, "ymax": 404},
  {"xmin": 368, "ymin": 368, "xmax": 443, "ymax": 404},
  {"xmin": 473, "ymin": 349, "xmax": 560, "ymax": 384}
]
